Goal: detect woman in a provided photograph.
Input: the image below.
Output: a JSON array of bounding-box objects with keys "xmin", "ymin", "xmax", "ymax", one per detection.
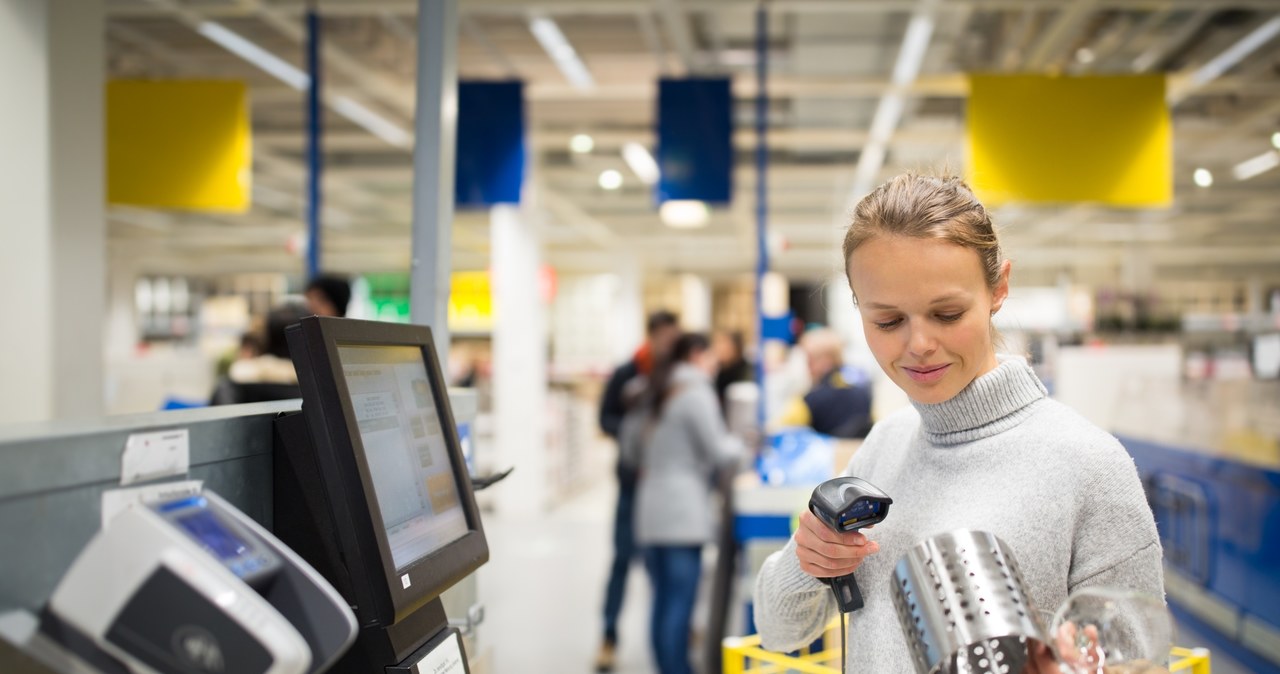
[
  {"xmin": 753, "ymin": 173, "xmax": 1163, "ymax": 672},
  {"xmin": 621, "ymin": 333, "xmax": 743, "ymax": 674}
]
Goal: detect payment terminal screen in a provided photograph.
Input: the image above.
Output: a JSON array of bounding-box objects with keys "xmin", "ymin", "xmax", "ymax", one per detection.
[{"xmin": 338, "ymin": 344, "xmax": 468, "ymax": 571}]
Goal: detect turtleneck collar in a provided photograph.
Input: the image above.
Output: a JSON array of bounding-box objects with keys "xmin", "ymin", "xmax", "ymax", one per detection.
[{"xmin": 910, "ymin": 355, "xmax": 1047, "ymax": 446}]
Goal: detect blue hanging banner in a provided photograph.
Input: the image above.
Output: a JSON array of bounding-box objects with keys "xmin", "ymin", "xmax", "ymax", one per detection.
[
  {"xmin": 455, "ymin": 81, "xmax": 525, "ymax": 208},
  {"xmin": 656, "ymin": 77, "xmax": 734, "ymax": 204}
]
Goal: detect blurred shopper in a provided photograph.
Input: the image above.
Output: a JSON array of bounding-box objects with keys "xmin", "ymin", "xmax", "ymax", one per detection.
[
  {"xmin": 712, "ymin": 329, "xmax": 754, "ymax": 414},
  {"xmin": 594, "ymin": 310, "xmax": 681, "ymax": 671},
  {"xmin": 753, "ymin": 172, "xmax": 1163, "ymax": 673},
  {"xmin": 210, "ymin": 304, "xmax": 308, "ymax": 405},
  {"xmin": 620, "ymin": 333, "xmax": 743, "ymax": 674},
  {"xmin": 774, "ymin": 328, "xmax": 873, "ymax": 439},
  {"xmin": 304, "ymin": 274, "xmax": 351, "ymax": 317}
]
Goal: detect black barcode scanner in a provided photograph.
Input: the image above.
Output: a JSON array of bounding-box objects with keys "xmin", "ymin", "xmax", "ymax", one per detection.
[{"xmin": 808, "ymin": 476, "xmax": 893, "ymax": 613}]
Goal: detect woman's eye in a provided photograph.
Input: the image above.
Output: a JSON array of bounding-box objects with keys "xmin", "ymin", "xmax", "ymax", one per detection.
[
  {"xmin": 936, "ymin": 312, "xmax": 964, "ymax": 323},
  {"xmin": 873, "ymin": 318, "xmax": 903, "ymax": 330}
]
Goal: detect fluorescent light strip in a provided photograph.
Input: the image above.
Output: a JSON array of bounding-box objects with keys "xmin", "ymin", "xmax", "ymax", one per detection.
[
  {"xmin": 529, "ymin": 16, "xmax": 595, "ymax": 91},
  {"xmin": 1232, "ymin": 150, "xmax": 1280, "ymax": 181},
  {"xmin": 891, "ymin": 12, "xmax": 936, "ymax": 87},
  {"xmin": 197, "ymin": 22, "xmax": 310, "ymax": 91},
  {"xmin": 332, "ymin": 96, "xmax": 412, "ymax": 148},
  {"xmin": 850, "ymin": 0, "xmax": 936, "ymax": 202},
  {"xmin": 622, "ymin": 142, "xmax": 660, "ymax": 185},
  {"xmin": 1188, "ymin": 16, "xmax": 1280, "ymax": 89}
]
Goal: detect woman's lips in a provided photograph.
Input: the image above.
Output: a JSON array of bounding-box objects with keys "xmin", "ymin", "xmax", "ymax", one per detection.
[{"xmin": 903, "ymin": 363, "xmax": 950, "ymax": 383}]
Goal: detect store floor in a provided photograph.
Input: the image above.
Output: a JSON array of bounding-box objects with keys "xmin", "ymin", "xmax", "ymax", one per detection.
[
  {"xmin": 478, "ymin": 478, "xmax": 1254, "ymax": 674},
  {"xmin": 482, "ymin": 477, "xmax": 654, "ymax": 673}
]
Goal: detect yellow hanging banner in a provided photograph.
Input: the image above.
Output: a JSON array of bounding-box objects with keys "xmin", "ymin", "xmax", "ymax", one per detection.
[
  {"xmin": 448, "ymin": 271, "xmax": 494, "ymax": 333},
  {"xmin": 107, "ymin": 80, "xmax": 251, "ymax": 212},
  {"xmin": 966, "ymin": 74, "xmax": 1171, "ymax": 208}
]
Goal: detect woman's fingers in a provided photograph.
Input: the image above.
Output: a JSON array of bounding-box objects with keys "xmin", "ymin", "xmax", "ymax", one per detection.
[{"xmin": 795, "ymin": 511, "xmax": 880, "ymax": 578}]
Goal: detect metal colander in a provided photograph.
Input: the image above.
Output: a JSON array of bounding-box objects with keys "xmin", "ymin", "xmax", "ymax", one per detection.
[{"xmin": 890, "ymin": 530, "xmax": 1047, "ymax": 674}]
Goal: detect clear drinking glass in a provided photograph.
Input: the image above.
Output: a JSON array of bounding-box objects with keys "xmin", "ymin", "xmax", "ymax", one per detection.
[{"xmin": 1048, "ymin": 587, "xmax": 1173, "ymax": 674}]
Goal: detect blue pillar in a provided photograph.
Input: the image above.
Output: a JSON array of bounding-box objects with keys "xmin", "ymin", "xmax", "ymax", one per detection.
[
  {"xmin": 754, "ymin": 3, "xmax": 770, "ymax": 427},
  {"xmin": 305, "ymin": 10, "xmax": 322, "ymax": 279}
]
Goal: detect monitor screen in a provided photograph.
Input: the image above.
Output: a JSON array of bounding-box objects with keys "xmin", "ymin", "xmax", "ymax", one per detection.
[
  {"xmin": 281, "ymin": 316, "xmax": 488, "ymax": 631},
  {"xmin": 337, "ymin": 344, "xmax": 468, "ymax": 570}
]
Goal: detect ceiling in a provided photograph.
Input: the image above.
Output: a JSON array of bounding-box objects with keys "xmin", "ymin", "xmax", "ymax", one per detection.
[{"xmin": 104, "ymin": 0, "xmax": 1280, "ymax": 291}]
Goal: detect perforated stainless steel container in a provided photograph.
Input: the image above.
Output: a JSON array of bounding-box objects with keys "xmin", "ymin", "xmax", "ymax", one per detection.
[{"xmin": 890, "ymin": 530, "xmax": 1047, "ymax": 674}]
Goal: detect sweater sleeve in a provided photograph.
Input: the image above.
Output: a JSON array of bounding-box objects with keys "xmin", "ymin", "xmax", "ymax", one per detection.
[
  {"xmin": 753, "ymin": 537, "xmax": 837, "ymax": 652},
  {"xmin": 1067, "ymin": 433, "xmax": 1165, "ymax": 601}
]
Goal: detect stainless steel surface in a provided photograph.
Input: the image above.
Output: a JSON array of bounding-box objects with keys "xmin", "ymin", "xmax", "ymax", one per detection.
[{"xmin": 891, "ymin": 530, "xmax": 1046, "ymax": 674}]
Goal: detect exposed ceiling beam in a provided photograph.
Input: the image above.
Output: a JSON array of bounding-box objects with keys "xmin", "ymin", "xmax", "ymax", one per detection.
[
  {"xmin": 998, "ymin": 7, "xmax": 1040, "ymax": 71},
  {"xmin": 105, "ymin": 1, "xmax": 1280, "ymax": 19},
  {"xmin": 1132, "ymin": 8, "xmax": 1213, "ymax": 72},
  {"xmin": 635, "ymin": 10, "xmax": 672, "ymax": 75},
  {"xmin": 461, "ymin": 15, "xmax": 521, "ymax": 77},
  {"xmin": 1023, "ymin": 0, "xmax": 1100, "ymax": 71},
  {"xmin": 654, "ymin": 0, "xmax": 697, "ymax": 74}
]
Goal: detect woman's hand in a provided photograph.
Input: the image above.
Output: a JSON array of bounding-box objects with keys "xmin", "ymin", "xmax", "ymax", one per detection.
[{"xmin": 794, "ymin": 510, "xmax": 880, "ymax": 578}]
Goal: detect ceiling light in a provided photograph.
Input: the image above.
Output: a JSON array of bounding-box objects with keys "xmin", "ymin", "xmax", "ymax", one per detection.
[
  {"xmin": 622, "ymin": 142, "xmax": 660, "ymax": 185},
  {"xmin": 1075, "ymin": 47, "xmax": 1095, "ymax": 64},
  {"xmin": 1232, "ymin": 151, "xmax": 1280, "ymax": 181},
  {"xmin": 1193, "ymin": 168, "xmax": 1213, "ymax": 188},
  {"xmin": 528, "ymin": 16, "xmax": 595, "ymax": 91},
  {"xmin": 598, "ymin": 169, "xmax": 623, "ymax": 190},
  {"xmin": 332, "ymin": 96, "xmax": 412, "ymax": 148},
  {"xmin": 570, "ymin": 133, "xmax": 594, "ymax": 154},
  {"xmin": 1272, "ymin": 131, "xmax": 1280, "ymax": 150},
  {"xmin": 197, "ymin": 22, "xmax": 310, "ymax": 91},
  {"xmin": 659, "ymin": 200, "xmax": 709, "ymax": 228}
]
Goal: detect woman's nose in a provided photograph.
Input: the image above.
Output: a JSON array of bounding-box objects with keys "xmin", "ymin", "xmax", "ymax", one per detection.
[{"xmin": 906, "ymin": 324, "xmax": 937, "ymax": 357}]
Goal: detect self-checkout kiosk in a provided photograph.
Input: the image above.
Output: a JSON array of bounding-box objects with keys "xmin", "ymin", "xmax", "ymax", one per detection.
[
  {"xmin": 6, "ymin": 316, "xmax": 488, "ymax": 674},
  {"xmin": 23, "ymin": 489, "xmax": 357, "ymax": 674},
  {"xmin": 273, "ymin": 316, "xmax": 488, "ymax": 673}
]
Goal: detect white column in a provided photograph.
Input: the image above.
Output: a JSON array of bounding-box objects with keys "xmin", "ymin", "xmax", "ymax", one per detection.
[
  {"xmin": 679, "ymin": 273, "xmax": 712, "ymax": 332},
  {"xmin": 490, "ymin": 204, "xmax": 549, "ymax": 515},
  {"xmin": 611, "ymin": 255, "xmax": 644, "ymax": 362},
  {"xmin": 0, "ymin": 0, "xmax": 105, "ymax": 423},
  {"xmin": 409, "ymin": 0, "xmax": 458, "ymax": 366}
]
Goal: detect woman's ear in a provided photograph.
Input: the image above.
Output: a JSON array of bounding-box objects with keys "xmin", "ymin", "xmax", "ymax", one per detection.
[{"xmin": 990, "ymin": 259, "xmax": 1013, "ymax": 314}]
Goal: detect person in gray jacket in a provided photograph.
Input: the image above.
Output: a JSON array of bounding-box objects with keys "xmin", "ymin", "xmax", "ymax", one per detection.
[
  {"xmin": 620, "ymin": 332, "xmax": 743, "ymax": 674},
  {"xmin": 753, "ymin": 173, "xmax": 1164, "ymax": 673}
]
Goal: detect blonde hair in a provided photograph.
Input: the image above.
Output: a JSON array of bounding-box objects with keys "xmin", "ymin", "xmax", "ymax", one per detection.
[{"xmin": 842, "ymin": 172, "xmax": 1003, "ymax": 293}]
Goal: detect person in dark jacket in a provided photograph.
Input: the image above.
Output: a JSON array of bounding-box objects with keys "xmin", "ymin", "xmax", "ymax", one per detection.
[
  {"xmin": 712, "ymin": 329, "xmax": 754, "ymax": 415},
  {"xmin": 775, "ymin": 328, "xmax": 873, "ymax": 439},
  {"xmin": 594, "ymin": 310, "xmax": 680, "ymax": 672}
]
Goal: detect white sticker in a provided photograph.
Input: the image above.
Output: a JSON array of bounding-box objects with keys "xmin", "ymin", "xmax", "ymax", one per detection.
[
  {"xmin": 101, "ymin": 480, "xmax": 203, "ymax": 529},
  {"xmin": 121, "ymin": 429, "xmax": 190, "ymax": 486},
  {"xmin": 401, "ymin": 574, "xmax": 412, "ymax": 589},
  {"xmin": 412, "ymin": 632, "xmax": 465, "ymax": 674}
]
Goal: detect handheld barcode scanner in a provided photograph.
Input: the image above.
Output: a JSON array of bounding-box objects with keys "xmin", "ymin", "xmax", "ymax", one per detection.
[{"xmin": 809, "ymin": 476, "xmax": 893, "ymax": 613}]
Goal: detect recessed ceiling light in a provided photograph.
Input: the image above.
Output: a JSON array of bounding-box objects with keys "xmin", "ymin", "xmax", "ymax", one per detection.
[
  {"xmin": 598, "ymin": 169, "xmax": 623, "ymax": 190},
  {"xmin": 1272, "ymin": 131, "xmax": 1280, "ymax": 150},
  {"xmin": 659, "ymin": 200, "xmax": 709, "ymax": 228},
  {"xmin": 570, "ymin": 134, "xmax": 594, "ymax": 154},
  {"xmin": 1193, "ymin": 168, "xmax": 1213, "ymax": 188}
]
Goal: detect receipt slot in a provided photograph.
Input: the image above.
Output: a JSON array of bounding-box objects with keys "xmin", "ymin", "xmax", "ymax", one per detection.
[{"xmin": 42, "ymin": 490, "xmax": 357, "ymax": 674}]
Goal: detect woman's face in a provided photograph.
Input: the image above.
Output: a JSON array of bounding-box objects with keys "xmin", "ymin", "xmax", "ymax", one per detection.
[{"xmin": 847, "ymin": 235, "xmax": 1011, "ymax": 405}]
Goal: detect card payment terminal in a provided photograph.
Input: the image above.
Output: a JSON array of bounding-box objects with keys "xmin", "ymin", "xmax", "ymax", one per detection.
[{"xmin": 43, "ymin": 490, "xmax": 357, "ymax": 674}]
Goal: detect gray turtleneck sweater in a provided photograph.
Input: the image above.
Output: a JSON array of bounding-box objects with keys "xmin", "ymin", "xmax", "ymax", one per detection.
[{"xmin": 753, "ymin": 356, "xmax": 1163, "ymax": 672}]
